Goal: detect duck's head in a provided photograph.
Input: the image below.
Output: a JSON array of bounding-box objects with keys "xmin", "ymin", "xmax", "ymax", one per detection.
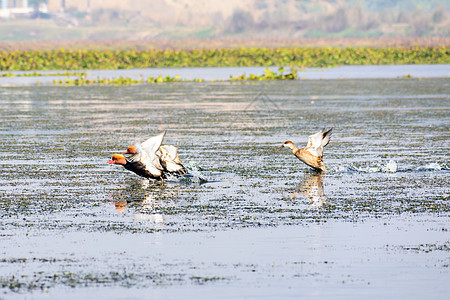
[
  {"xmin": 281, "ymin": 141, "xmax": 296, "ymax": 150},
  {"xmin": 123, "ymin": 145, "xmax": 137, "ymax": 154},
  {"xmin": 107, "ymin": 154, "xmax": 127, "ymax": 165}
]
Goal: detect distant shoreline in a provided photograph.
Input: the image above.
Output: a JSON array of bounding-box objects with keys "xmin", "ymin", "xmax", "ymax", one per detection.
[{"xmin": 1, "ymin": 37, "xmax": 449, "ymax": 51}]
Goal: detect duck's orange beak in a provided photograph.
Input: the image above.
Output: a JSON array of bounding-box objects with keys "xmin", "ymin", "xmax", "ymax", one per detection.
[
  {"xmin": 122, "ymin": 151, "xmax": 128, "ymax": 154},
  {"xmin": 107, "ymin": 159, "xmax": 115, "ymax": 164}
]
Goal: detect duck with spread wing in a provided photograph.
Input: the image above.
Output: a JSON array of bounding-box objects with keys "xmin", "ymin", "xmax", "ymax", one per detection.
[
  {"xmin": 281, "ymin": 128, "xmax": 332, "ymax": 172},
  {"xmin": 107, "ymin": 131, "xmax": 187, "ymax": 180}
]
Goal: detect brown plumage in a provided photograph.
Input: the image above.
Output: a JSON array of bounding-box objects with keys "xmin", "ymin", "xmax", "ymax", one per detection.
[
  {"xmin": 281, "ymin": 128, "xmax": 332, "ymax": 172},
  {"xmin": 122, "ymin": 132, "xmax": 187, "ymax": 175},
  {"xmin": 107, "ymin": 154, "xmax": 165, "ymax": 181}
]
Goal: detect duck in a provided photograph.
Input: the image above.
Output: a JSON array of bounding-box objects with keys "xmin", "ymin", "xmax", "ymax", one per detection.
[
  {"xmin": 123, "ymin": 131, "xmax": 187, "ymax": 175},
  {"xmin": 156, "ymin": 145, "xmax": 187, "ymax": 174},
  {"xmin": 281, "ymin": 128, "xmax": 332, "ymax": 172},
  {"xmin": 107, "ymin": 154, "xmax": 165, "ymax": 181}
]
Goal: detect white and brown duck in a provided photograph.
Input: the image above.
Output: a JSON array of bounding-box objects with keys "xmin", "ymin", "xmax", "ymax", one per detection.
[
  {"xmin": 281, "ymin": 128, "xmax": 332, "ymax": 172},
  {"xmin": 156, "ymin": 145, "xmax": 187, "ymax": 174},
  {"xmin": 123, "ymin": 131, "xmax": 187, "ymax": 175},
  {"xmin": 107, "ymin": 131, "xmax": 187, "ymax": 181}
]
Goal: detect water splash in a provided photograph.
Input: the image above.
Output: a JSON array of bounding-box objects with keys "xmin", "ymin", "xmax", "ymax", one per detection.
[
  {"xmin": 383, "ymin": 159, "xmax": 398, "ymax": 173},
  {"xmin": 339, "ymin": 160, "xmax": 398, "ymax": 173},
  {"xmin": 181, "ymin": 161, "xmax": 209, "ymax": 183},
  {"xmin": 160, "ymin": 161, "xmax": 209, "ymax": 184},
  {"xmin": 187, "ymin": 167, "xmax": 209, "ymax": 183},
  {"xmin": 334, "ymin": 165, "xmax": 353, "ymax": 173},
  {"xmin": 337, "ymin": 160, "xmax": 447, "ymax": 174},
  {"xmin": 346, "ymin": 164, "xmax": 381, "ymax": 173},
  {"xmin": 414, "ymin": 163, "xmax": 443, "ymax": 171}
]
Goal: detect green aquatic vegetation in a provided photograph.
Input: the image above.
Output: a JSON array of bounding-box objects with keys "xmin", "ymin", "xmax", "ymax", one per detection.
[
  {"xmin": 1, "ymin": 46, "xmax": 448, "ymax": 71},
  {"xmin": 0, "ymin": 269, "xmax": 230, "ymax": 292},
  {"xmin": 0, "ymin": 71, "xmax": 87, "ymax": 77},
  {"xmin": 399, "ymin": 242, "xmax": 450, "ymax": 253},
  {"xmin": 229, "ymin": 67, "xmax": 298, "ymax": 81},
  {"xmin": 190, "ymin": 276, "xmax": 226, "ymax": 284},
  {"xmin": 52, "ymin": 75, "xmax": 185, "ymax": 86},
  {"xmin": 54, "ymin": 76, "xmax": 143, "ymax": 86},
  {"xmin": 61, "ymin": 74, "xmax": 205, "ymax": 85},
  {"xmin": 52, "ymin": 68, "xmax": 299, "ymax": 85}
]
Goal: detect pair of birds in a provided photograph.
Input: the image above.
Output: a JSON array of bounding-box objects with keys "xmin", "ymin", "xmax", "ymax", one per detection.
[
  {"xmin": 107, "ymin": 131, "xmax": 187, "ymax": 181},
  {"xmin": 108, "ymin": 128, "xmax": 333, "ymax": 180}
]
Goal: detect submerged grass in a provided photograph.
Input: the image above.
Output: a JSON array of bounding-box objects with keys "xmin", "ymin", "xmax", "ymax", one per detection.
[{"xmin": 0, "ymin": 268, "xmax": 230, "ymax": 292}]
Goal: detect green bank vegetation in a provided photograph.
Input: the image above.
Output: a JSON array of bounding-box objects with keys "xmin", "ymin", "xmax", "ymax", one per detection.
[
  {"xmin": 1, "ymin": 47, "xmax": 448, "ymax": 71},
  {"xmin": 0, "ymin": 71, "xmax": 86, "ymax": 77},
  {"xmin": 53, "ymin": 75, "xmax": 201, "ymax": 86},
  {"xmin": 229, "ymin": 67, "xmax": 298, "ymax": 81},
  {"xmin": 52, "ymin": 68, "xmax": 298, "ymax": 86}
]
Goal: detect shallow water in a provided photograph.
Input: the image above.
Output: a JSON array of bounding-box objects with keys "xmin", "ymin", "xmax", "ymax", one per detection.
[
  {"xmin": 0, "ymin": 76, "xmax": 449, "ymax": 299},
  {"xmin": 1, "ymin": 64, "xmax": 449, "ymax": 86}
]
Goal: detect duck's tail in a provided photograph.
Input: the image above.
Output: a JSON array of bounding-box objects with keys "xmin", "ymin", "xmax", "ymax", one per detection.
[
  {"xmin": 314, "ymin": 160, "xmax": 326, "ymax": 172},
  {"xmin": 172, "ymin": 164, "xmax": 188, "ymax": 175}
]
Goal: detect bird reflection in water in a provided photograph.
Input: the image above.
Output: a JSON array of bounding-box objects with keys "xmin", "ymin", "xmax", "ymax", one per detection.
[
  {"xmin": 288, "ymin": 173, "xmax": 327, "ymax": 207},
  {"xmin": 109, "ymin": 179, "xmax": 179, "ymax": 223}
]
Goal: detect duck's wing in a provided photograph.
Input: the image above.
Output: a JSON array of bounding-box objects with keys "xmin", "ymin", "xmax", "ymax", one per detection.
[
  {"xmin": 161, "ymin": 160, "xmax": 185, "ymax": 173},
  {"xmin": 159, "ymin": 145, "xmax": 185, "ymax": 173},
  {"xmin": 305, "ymin": 128, "xmax": 332, "ymax": 157},
  {"xmin": 127, "ymin": 153, "xmax": 141, "ymax": 163},
  {"xmin": 126, "ymin": 153, "xmax": 162, "ymax": 177},
  {"xmin": 306, "ymin": 130, "xmax": 325, "ymax": 148},
  {"xmin": 141, "ymin": 131, "xmax": 166, "ymax": 158},
  {"xmin": 160, "ymin": 145, "xmax": 182, "ymax": 164},
  {"xmin": 321, "ymin": 128, "xmax": 332, "ymax": 147},
  {"xmin": 305, "ymin": 147, "xmax": 323, "ymax": 157},
  {"xmin": 129, "ymin": 143, "xmax": 154, "ymax": 166},
  {"xmin": 128, "ymin": 132, "xmax": 166, "ymax": 176}
]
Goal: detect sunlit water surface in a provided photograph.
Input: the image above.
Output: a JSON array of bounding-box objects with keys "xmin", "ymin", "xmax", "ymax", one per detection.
[{"xmin": 0, "ymin": 73, "xmax": 449, "ymax": 299}]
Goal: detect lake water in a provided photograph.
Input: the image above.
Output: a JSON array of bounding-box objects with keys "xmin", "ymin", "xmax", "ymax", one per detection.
[
  {"xmin": 0, "ymin": 66, "xmax": 449, "ymax": 299},
  {"xmin": 1, "ymin": 64, "xmax": 449, "ymax": 86}
]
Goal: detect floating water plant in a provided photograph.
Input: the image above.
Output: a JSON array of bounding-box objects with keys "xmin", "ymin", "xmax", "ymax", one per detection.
[
  {"xmin": 53, "ymin": 68, "xmax": 299, "ymax": 86},
  {"xmin": 229, "ymin": 67, "xmax": 298, "ymax": 81},
  {"xmin": 53, "ymin": 75, "xmax": 185, "ymax": 86},
  {"xmin": 1, "ymin": 46, "xmax": 448, "ymax": 71},
  {"xmin": 0, "ymin": 71, "xmax": 87, "ymax": 77}
]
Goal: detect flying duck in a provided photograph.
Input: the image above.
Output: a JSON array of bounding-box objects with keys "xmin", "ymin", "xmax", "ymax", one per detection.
[
  {"xmin": 281, "ymin": 128, "xmax": 332, "ymax": 172},
  {"xmin": 123, "ymin": 132, "xmax": 187, "ymax": 175},
  {"xmin": 108, "ymin": 131, "xmax": 187, "ymax": 180}
]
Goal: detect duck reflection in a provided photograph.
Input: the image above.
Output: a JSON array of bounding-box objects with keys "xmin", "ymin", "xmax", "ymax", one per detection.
[
  {"xmin": 109, "ymin": 179, "xmax": 179, "ymax": 223},
  {"xmin": 288, "ymin": 172, "xmax": 327, "ymax": 207},
  {"xmin": 132, "ymin": 192, "xmax": 165, "ymax": 223}
]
